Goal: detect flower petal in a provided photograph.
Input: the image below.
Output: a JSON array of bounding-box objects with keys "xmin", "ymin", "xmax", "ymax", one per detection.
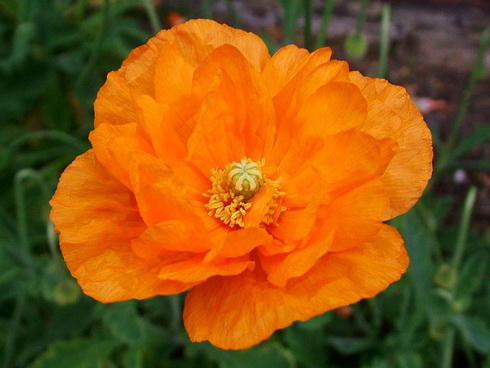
[
  {"xmin": 154, "ymin": 42, "xmax": 195, "ymax": 106},
  {"xmin": 183, "ymin": 224, "xmax": 408, "ymax": 350},
  {"xmin": 89, "ymin": 122, "xmax": 155, "ymax": 189},
  {"xmin": 50, "ymin": 150, "xmax": 191, "ymax": 302},
  {"xmin": 187, "ymin": 44, "xmax": 275, "ymax": 175},
  {"xmin": 164, "ymin": 19, "xmax": 270, "ymax": 71},
  {"xmin": 325, "ymin": 179, "xmax": 389, "ymax": 252},
  {"xmin": 260, "ymin": 229, "xmax": 334, "ymax": 288},
  {"xmin": 204, "ymin": 227, "xmax": 272, "ymax": 263},
  {"xmin": 131, "ymin": 220, "xmax": 212, "ymax": 261},
  {"xmin": 158, "ymin": 254, "xmax": 254, "ymax": 284},
  {"xmin": 261, "ymin": 44, "xmax": 311, "ymax": 97},
  {"xmin": 350, "ymin": 72, "xmax": 433, "ymax": 219},
  {"xmin": 297, "ymin": 82, "xmax": 367, "ymax": 139}
]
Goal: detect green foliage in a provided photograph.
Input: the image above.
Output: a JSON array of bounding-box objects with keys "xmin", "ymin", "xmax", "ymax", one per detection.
[
  {"xmin": 29, "ymin": 339, "xmax": 120, "ymax": 368},
  {"xmin": 1, "ymin": 1, "xmax": 489, "ymax": 368}
]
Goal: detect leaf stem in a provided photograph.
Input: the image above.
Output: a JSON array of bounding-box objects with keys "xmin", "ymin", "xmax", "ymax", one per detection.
[
  {"xmin": 2, "ymin": 293, "xmax": 27, "ymax": 368},
  {"xmin": 435, "ymin": 27, "xmax": 490, "ymax": 178},
  {"xmin": 441, "ymin": 327, "xmax": 455, "ymax": 368},
  {"xmin": 378, "ymin": 3, "xmax": 390, "ymax": 79},
  {"xmin": 201, "ymin": 0, "xmax": 213, "ymax": 19},
  {"xmin": 314, "ymin": 0, "xmax": 335, "ymax": 49},
  {"xmin": 76, "ymin": 0, "xmax": 110, "ymax": 92},
  {"xmin": 224, "ymin": 0, "xmax": 241, "ymax": 28},
  {"xmin": 141, "ymin": 0, "xmax": 161, "ymax": 34},
  {"xmin": 452, "ymin": 186, "xmax": 477, "ymax": 271},
  {"xmin": 303, "ymin": 0, "xmax": 313, "ymax": 51},
  {"xmin": 355, "ymin": 0, "xmax": 369, "ymax": 38}
]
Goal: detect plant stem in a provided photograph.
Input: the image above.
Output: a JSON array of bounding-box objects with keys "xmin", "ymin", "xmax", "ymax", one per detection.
[
  {"xmin": 314, "ymin": 0, "xmax": 335, "ymax": 49},
  {"xmin": 282, "ymin": 0, "xmax": 301, "ymax": 44},
  {"xmin": 304, "ymin": 0, "xmax": 313, "ymax": 50},
  {"xmin": 2, "ymin": 293, "xmax": 27, "ymax": 368},
  {"xmin": 355, "ymin": 0, "xmax": 369, "ymax": 37},
  {"xmin": 435, "ymin": 27, "xmax": 490, "ymax": 179},
  {"xmin": 8, "ymin": 130, "xmax": 88, "ymax": 152},
  {"xmin": 14, "ymin": 168, "xmax": 50, "ymax": 255},
  {"xmin": 452, "ymin": 186, "xmax": 477, "ymax": 271},
  {"xmin": 201, "ymin": 0, "xmax": 213, "ymax": 19},
  {"xmin": 141, "ymin": 0, "xmax": 161, "ymax": 34},
  {"xmin": 224, "ymin": 0, "xmax": 241, "ymax": 28},
  {"xmin": 441, "ymin": 327, "xmax": 455, "ymax": 368},
  {"xmin": 76, "ymin": 0, "xmax": 110, "ymax": 92},
  {"xmin": 378, "ymin": 3, "xmax": 390, "ymax": 79}
]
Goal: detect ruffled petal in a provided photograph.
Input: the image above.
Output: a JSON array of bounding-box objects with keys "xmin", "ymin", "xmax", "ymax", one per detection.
[
  {"xmin": 204, "ymin": 228, "xmax": 272, "ymax": 263},
  {"xmin": 50, "ymin": 150, "xmax": 191, "ymax": 302},
  {"xmin": 95, "ymin": 19, "xmax": 270, "ymax": 129},
  {"xmin": 187, "ymin": 44, "xmax": 275, "ymax": 176},
  {"xmin": 154, "ymin": 42, "xmax": 195, "ymax": 106},
  {"xmin": 280, "ymin": 129, "xmax": 396, "ymax": 209},
  {"xmin": 350, "ymin": 72, "xmax": 433, "ymax": 219},
  {"xmin": 163, "ymin": 19, "xmax": 270, "ymax": 71},
  {"xmin": 89, "ymin": 122, "xmax": 155, "ymax": 189},
  {"xmin": 269, "ymin": 62, "xmax": 352, "ymax": 166},
  {"xmin": 130, "ymin": 220, "xmax": 212, "ymax": 261},
  {"xmin": 158, "ymin": 254, "xmax": 254, "ymax": 284},
  {"xmin": 183, "ymin": 224, "xmax": 408, "ymax": 350},
  {"xmin": 297, "ymin": 82, "xmax": 367, "ymax": 139},
  {"xmin": 261, "ymin": 44, "xmax": 311, "ymax": 97}
]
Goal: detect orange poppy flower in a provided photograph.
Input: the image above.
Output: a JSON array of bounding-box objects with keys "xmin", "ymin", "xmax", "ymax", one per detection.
[{"xmin": 50, "ymin": 19, "xmax": 433, "ymax": 350}]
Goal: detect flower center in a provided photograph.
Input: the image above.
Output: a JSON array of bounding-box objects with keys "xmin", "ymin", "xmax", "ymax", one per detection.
[
  {"xmin": 228, "ymin": 159, "xmax": 262, "ymax": 200},
  {"xmin": 204, "ymin": 158, "xmax": 285, "ymax": 228}
]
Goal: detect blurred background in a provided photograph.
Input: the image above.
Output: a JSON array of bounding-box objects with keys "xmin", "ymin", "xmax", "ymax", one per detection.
[{"xmin": 0, "ymin": 0, "xmax": 489, "ymax": 367}]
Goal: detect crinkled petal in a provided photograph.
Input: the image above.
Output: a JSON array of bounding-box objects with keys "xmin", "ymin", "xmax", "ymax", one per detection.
[
  {"xmin": 326, "ymin": 179, "xmax": 389, "ymax": 252},
  {"xmin": 154, "ymin": 42, "xmax": 195, "ymax": 105},
  {"xmin": 280, "ymin": 130, "xmax": 397, "ymax": 208},
  {"xmin": 261, "ymin": 45, "xmax": 311, "ymax": 97},
  {"xmin": 50, "ymin": 150, "xmax": 191, "ymax": 302},
  {"xmin": 131, "ymin": 220, "xmax": 212, "ymax": 261},
  {"xmin": 89, "ymin": 122, "xmax": 155, "ymax": 189},
  {"xmin": 187, "ymin": 44, "xmax": 275, "ymax": 175},
  {"xmin": 158, "ymin": 254, "xmax": 254, "ymax": 284},
  {"xmin": 297, "ymin": 82, "xmax": 367, "ymax": 139},
  {"xmin": 350, "ymin": 72, "xmax": 433, "ymax": 219},
  {"xmin": 162, "ymin": 19, "xmax": 270, "ymax": 71},
  {"xmin": 183, "ymin": 224, "xmax": 408, "ymax": 350},
  {"xmin": 95, "ymin": 19, "xmax": 270, "ymax": 130},
  {"xmin": 204, "ymin": 227, "xmax": 272, "ymax": 263}
]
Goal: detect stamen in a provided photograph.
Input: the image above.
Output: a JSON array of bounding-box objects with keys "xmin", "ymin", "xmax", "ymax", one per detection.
[{"xmin": 204, "ymin": 157, "xmax": 285, "ymax": 228}]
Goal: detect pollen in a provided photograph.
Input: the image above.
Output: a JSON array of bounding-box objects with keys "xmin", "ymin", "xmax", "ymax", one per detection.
[{"xmin": 204, "ymin": 158, "xmax": 285, "ymax": 228}]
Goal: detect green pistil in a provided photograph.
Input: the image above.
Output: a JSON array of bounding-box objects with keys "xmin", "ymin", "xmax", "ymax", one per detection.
[{"xmin": 228, "ymin": 159, "xmax": 262, "ymax": 200}]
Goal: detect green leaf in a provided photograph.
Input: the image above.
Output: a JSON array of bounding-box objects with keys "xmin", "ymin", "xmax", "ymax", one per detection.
[
  {"xmin": 452, "ymin": 314, "xmax": 490, "ymax": 353},
  {"xmin": 44, "ymin": 298, "xmax": 95, "ymax": 341},
  {"xmin": 103, "ymin": 301, "xmax": 146, "ymax": 345},
  {"xmin": 0, "ymin": 243, "xmax": 19, "ymax": 286},
  {"xmin": 8, "ymin": 22, "xmax": 36, "ymax": 66},
  {"xmin": 327, "ymin": 336, "xmax": 375, "ymax": 355},
  {"xmin": 455, "ymin": 159, "xmax": 490, "ymax": 171},
  {"xmin": 396, "ymin": 352, "xmax": 424, "ymax": 368},
  {"xmin": 392, "ymin": 208, "xmax": 434, "ymax": 325},
  {"xmin": 187, "ymin": 341, "xmax": 296, "ymax": 368},
  {"xmin": 29, "ymin": 339, "xmax": 119, "ymax": 368},
  {"xmin": 427, "ymin": 291, "xmax": 452, "ymax": 322},
  {"xmin": 457, "ymin": 253, "xmax": 488, "ymax": 297},
  {"xmin": 285, "ymin": 321, "xmax": 328, "ymax": 367},
  {"xmin": 40, "ymin": 73, "xmax": 74, "ymax": 131},
  {"xmin": 124, "ymin": 345, "xmax": 144, "ymax": 368},
  {"xmin": 451, "ymin": 124, "xmax": 490, "ymax": 160}
]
